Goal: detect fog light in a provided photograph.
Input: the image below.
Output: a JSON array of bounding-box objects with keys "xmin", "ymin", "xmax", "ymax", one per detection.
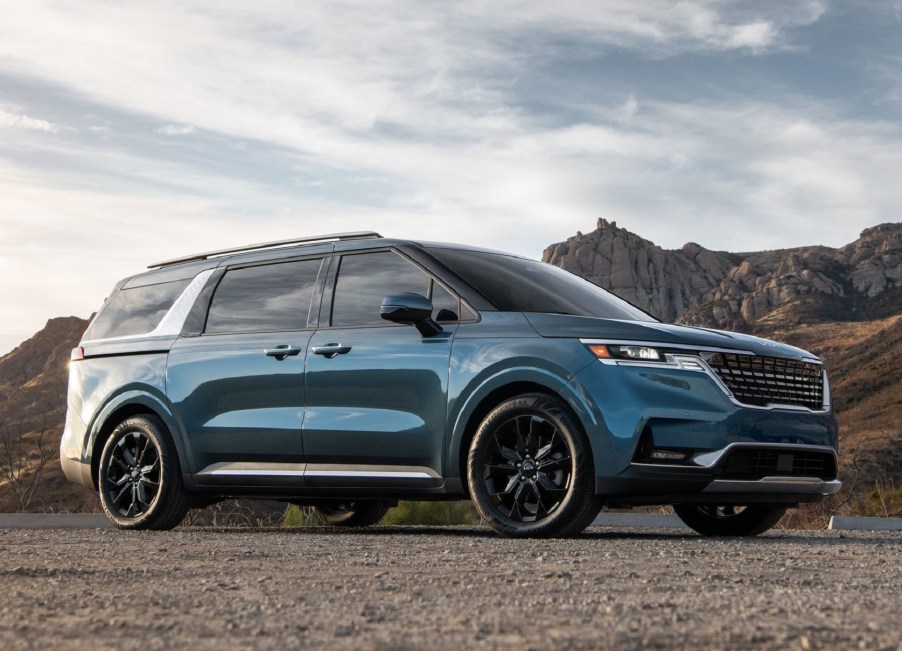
[{"xmin": 650, "ymin": 449, "xmax": 688, "ymax": 461}]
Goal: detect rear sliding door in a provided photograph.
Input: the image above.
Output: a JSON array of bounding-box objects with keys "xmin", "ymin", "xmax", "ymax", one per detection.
[{"xmin": 167, "ymin": 254, "xmax": 325, "ymax": 485}]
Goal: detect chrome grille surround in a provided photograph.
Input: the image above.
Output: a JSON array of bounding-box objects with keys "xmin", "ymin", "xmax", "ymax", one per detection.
[{"xmin": 703, "ymin": 353, "xmax": 824, "ymax": 410}]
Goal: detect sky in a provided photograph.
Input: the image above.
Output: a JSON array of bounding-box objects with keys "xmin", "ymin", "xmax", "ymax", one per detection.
[{"xmin": 2, "ymin": 0, "xmax": 902, "ymax": 355}]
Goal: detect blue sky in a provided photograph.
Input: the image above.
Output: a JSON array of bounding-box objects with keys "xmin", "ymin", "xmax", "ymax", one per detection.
[{"xmin": 2, "ymin": 1, "xmax": 902, "ymax": 354}]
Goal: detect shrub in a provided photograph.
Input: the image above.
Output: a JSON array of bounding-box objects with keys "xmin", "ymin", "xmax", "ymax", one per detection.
[
  {"xmin": 855, "ymin": 482, "xmax": 902, "ymax": 517},
  {"xmin": 381, "ymin": 500, "xmax": 479, "ymax": 526},
  {"xmin": 281, "ymin": 504, "xmax": 324, "ymax": 527}
]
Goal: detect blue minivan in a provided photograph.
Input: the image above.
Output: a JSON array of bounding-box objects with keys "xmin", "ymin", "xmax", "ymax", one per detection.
[{"xmin": 61, "ymin": 232, "xmax": 840, "ymax": 537}]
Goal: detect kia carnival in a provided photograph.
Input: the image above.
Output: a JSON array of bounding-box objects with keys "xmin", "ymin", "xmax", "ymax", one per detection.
[{"xmin": 61, "ymin": 232, "xmax": 840, "ymax": 537}]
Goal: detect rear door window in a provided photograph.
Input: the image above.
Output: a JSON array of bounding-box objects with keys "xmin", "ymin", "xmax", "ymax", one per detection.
[
  {"xmin": 205, "ymin": 258, "xmax": 323, "ymax": 333},
  {"xmin": 84, "ymin": 279, "xmax": 190, "ymax": 340}
]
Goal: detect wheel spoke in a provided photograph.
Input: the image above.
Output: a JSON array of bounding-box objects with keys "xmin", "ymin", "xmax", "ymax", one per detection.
[
  {"xmin": 537, "ymin": 455, "xmax": 571, "ymax": 470},
  {"xmin": 491, "ymin": 474, "xmax": 519, "ymax": 498},
  {"xmin": 514, "ymin": 422, "xmax": 527, "ymax": 458},
  {"xmin": 136, "ymin": 483, "xmax": 151, "ymax": 507},
  {"xmin": 112, "ymin": 483, "xmax": 131, "ymax": 506},
  {"xmin": 136, "ymin": 436, "xmax": 151, "ymax": 466},
  {"xmin": 525, "ymin": 418, "xmax": 541, "ymax": 456},
  {"xmin": 141, "ymin": 457, "xmax": 160, "ymax": 475},
  {"xmin": 537, "ymin": 473, "xmax": 567, "ymax": 496},
  {"xmin": 531, "ymin": 482, "xmax": 548, "ymax": 518},
  {"xmin": 485, "ymin": 462, "xmax": 516, "ymax": 472},
  {"xmin": 535, "ymin": 442, "xmax": 553, "ymax": 461}
]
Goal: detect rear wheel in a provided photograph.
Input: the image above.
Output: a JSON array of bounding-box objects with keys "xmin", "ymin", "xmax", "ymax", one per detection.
[
  {"xmin": 467, "ymin": 393, "xmax": 602, "ymax": 538},
  {"xmin": 673, "ymin": 504, "xmax": 787, "ymax": 537},
  {"xmin": 98, "ymin": 415, "xmax": 189, "ymax": 530},
  {"xmin": 312, "ymin": 500, "xmax": 390, "ymax": 527}
]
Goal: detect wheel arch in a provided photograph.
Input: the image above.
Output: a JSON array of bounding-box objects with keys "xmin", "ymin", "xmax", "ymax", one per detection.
[
  {"xmin": 88, "ymin": 391, "xmax": 186, "ymax": 489},
  {"xmin": 449, "ymin": 368, "xmax": 599, "ymax": 494}
]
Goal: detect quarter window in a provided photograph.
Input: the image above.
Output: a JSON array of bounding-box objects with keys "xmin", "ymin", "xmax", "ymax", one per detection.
[
  {"xmin": 84, "ymin": 279, "xmax": 190, "ymax": 340},
  {"xmin": 205, "ymin": 259, "xmax": 323, "ymax": 333}
]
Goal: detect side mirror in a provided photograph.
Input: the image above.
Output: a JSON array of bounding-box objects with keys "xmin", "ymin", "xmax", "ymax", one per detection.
[{"xmin": 380, "ymin": 293, "xmax": 443, "ymax": 336}]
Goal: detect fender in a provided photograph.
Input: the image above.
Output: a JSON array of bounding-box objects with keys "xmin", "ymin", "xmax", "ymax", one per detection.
[
  {"xmin": 445, "ymin": 364, "xmax": 604, "ymax": 483},
  {"xmin": 85, "ymin": 387, "xmax": 189, "ymax": 482}
]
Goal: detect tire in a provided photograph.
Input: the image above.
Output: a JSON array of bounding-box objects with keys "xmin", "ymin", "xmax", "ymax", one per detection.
[
  {"xmin": 673, "ymin": 504, "xmax": 787, "ymax": 537},
  {"xmin": 98, "ymin": 414, "xmax": 190, "ymax": 530},
  {"xmin": 467, "ymin": 393, "xmax": 602, "ymax": 538},
  {"xmin": 312, "ymin": 500, "xmax": 390, "ymax": 527}
]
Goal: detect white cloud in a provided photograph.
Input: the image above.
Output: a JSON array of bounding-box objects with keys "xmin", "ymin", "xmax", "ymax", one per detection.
[
  {"xmin": 157, "ymin": 124, "xmax": 195, "ymax": 135},
  {"xmin": 0, "ymin": 105, "xmax": 59, "ymax": 133}
]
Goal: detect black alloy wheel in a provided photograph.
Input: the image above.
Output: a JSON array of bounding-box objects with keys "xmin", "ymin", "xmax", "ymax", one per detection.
[
  {"xmin": 98, "ymin": 415, "xmax": 189, "ymax": 530},
  {"xmin": 468, "ymin": 393, "xmax": 602, "ymax": 537},
  {"xmin": 673, "ymin": 503, "xmax": 787, "ymax": 537}
]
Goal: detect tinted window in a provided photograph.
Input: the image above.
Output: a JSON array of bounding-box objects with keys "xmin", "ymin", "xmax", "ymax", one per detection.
[
  {"xmin": 84, "ymin": 279, "xmax": 190, "ymax": 340},
  {"xmin": 206, "ymin": 259, "xmax": 322, "ymax": 333},
  {"xmin": 428, "ymin": 248, "xmax": 656, "ymax": 322},
  {"xmin": 331, "ymin": 252, "xmax": 429, "ymax": 327},
  {"xmin": 430, "ymin": 280, "xmax": 460, "ymax": 322}
]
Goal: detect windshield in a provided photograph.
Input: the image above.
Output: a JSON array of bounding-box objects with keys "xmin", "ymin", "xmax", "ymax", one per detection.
[{"xmin": 429, "ymin": 247, "xmax": 656, "ymax": 322}]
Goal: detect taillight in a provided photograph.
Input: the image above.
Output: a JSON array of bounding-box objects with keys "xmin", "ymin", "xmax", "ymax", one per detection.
[{"xmin": 70, "ymin": 346, "xmax": 85, "ymax": 362}]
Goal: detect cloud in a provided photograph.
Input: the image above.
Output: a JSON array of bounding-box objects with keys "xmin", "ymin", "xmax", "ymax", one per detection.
[
  {"xmin": 0, "ymin": 105, "xmax": 59, "ymax": 133},
  {"xmin": 157, "ymin": 124, "xmax": 195, "ymax": 136},
  {"xmin": 1, "ymin": 0, "xmax": 900, "ymax": 356}
]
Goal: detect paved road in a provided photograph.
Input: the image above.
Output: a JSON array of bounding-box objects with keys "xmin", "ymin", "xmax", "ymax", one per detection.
[{"xmin": 0, "ymin": 526, "xmax": 899, "ymax": 650}]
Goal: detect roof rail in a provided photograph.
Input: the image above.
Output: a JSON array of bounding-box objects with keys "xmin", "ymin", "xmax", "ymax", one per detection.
[{"xmin": 148, "ymin": 231, "xmax": 383, "ymax": 268}]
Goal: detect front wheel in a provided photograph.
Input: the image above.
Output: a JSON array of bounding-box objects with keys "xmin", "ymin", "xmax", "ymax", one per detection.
[
  {"xmin": 312, "ymin": 500, "xmax": 390, "ymax": 527},
  {"xmin": 98, "ymin": 415, "xmax": 189, "ymax": 530},
  {"xmin": 673, "ymin": 504, "xmax": 787, "ymax": 537},
  {"xmin": 467, "ymin": 393, "xmax": 602, "ymax": 538}
]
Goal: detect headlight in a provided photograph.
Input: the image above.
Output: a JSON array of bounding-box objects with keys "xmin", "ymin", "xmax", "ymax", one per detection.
[{"xmin": 585, "ymin": 344, "xmax": 664, "ymax": 361}]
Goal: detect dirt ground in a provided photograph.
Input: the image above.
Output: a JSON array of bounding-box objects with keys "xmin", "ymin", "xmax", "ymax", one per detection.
[{"xmin": 0, "ymin": 525, "xmax": 900, "ymax": 650}]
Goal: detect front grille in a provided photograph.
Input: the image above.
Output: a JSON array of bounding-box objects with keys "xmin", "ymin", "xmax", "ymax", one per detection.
[
  {"xmin": 719, "ymin": 448, "xmax": 837, "ymax": 481},
  {"xmin": 705, "ymin": 353, "xmax": 824, "ymax": 410}
]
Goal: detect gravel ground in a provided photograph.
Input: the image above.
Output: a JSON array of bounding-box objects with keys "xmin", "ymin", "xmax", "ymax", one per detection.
[{"xmin": 0, "ymin": 525, "xmax": 900, "ymax": 650}]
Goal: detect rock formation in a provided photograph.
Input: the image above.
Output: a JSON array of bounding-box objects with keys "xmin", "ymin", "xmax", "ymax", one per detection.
[{"xmin": 543, "ymin": 218, "xmax": 902, "ymax": 329}]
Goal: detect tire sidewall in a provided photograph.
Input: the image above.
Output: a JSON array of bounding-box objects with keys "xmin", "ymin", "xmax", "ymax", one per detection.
[{"xmin": 98, "ymin": 416, "xmax": 182, "ymax": 530}]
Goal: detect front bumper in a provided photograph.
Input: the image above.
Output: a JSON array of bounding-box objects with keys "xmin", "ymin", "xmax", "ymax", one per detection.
[
  {"xmin": 596, "ymin": 443, "xmax": 841, "ymax": 506},
  {"xmin": 569, "ymin": 350, "xmax": 841, "ymax": 504}
]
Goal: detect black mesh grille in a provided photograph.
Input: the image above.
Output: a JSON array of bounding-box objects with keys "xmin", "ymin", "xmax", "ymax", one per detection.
[
  {"xmin": 719, "ymin": 448, "xmax": 837, "ymax": 481},
  {"xmin": 705, "ymin": 353, "xmax": 824, "ymax": 410}
]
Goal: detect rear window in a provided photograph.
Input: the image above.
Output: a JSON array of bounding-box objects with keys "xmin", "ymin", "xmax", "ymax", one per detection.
[{"xmin": 84, "ymin": 279, "xmax": 190, "ymax": 340}]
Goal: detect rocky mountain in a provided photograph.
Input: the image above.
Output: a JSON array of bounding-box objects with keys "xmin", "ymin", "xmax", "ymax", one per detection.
[
  {"xmin": 544, "ymin": 219, "xmax": 902, "ymax": 331},
  {"xmin": 0, "ymin": 317, "xmax": 95, "ymax": 512}
]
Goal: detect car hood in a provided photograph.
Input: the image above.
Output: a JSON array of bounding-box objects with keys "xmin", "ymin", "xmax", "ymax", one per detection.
[{"xmin": 524, "ymin": 313, "xmax": 818, "ymax": 361}]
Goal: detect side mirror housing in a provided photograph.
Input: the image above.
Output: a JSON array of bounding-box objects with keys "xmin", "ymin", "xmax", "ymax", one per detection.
[{"xmin": 380, "ymin": 293, "xmax": 443, "ymax": 336}]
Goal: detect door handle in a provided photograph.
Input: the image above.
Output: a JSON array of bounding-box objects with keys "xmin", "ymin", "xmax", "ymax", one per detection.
[
  {"xmin": 264, "ymin": 345, "xmax": 303, "ymax": 361},
  {"xmin": 311, "ymin": 343, "xmax": 352, "ymax": 359}
]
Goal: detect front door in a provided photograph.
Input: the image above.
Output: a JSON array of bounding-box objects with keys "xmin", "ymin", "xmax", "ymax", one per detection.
[{"xmin": 303, "ymin": 250, "xmax": 460, "ymax": 487}]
